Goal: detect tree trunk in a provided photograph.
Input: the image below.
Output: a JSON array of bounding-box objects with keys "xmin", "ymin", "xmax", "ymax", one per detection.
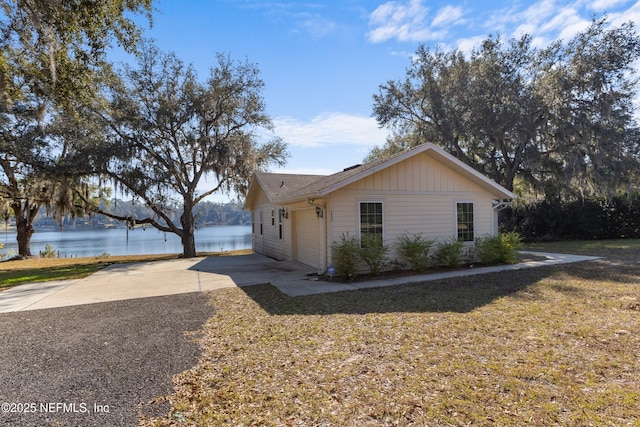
[
  {"xmin": 181, "ymin": 231, "xmax": 196, "ymax": 258},
  {"xmin": 12, "ymin": 203, "xmax": 36, "ymax": 257},
  {"xmin": 180, "ymin": 200, "xmax": 197, "ymax": 258}
]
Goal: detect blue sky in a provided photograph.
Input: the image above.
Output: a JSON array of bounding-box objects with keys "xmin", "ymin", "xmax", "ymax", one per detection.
[{"xmin": 130, "ymin": 0, "xmax": 639, "ymax": 198}]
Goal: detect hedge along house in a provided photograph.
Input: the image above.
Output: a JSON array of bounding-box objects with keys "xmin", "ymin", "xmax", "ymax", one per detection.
[{"xmin": 243, "ymin": 143, "xmax": 516, "ymax": 274}]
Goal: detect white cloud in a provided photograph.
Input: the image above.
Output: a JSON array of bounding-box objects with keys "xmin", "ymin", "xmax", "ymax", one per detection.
[
  {"xmin": 484, "ymin": 0, "xmax": 602, "ymax": 45},
  {"xmin": 521, "ymin": 0, "xmax": 558, "ymax": 25},
  {"xmin": 487, "ymin": 0, "xmax": 557, "ymax": 37},
  {"xmin": 588, "ymin": 0, "xmax": 630, "ymax": 12},
  {"xmin": 235, "ymin": 1, "xmax": 339, "ymax": 40},
  {"xmin": 295, "ymin": 13, "xmax": 337, "ymax": 40},
  {"xmin": 541, "ymin": 6, "xmax": 590, "ymax": 39},
  {"xmin": 367, "ymin": 0, "xmax": 433, "ymax": 42},
  {"xmin": 274, "ymin": 112, "xmax": 388, "ymax": 148},
  {"xmin": 366, "ymin": 0, "xmax": 640, "ymax": 54},
  {"xmin": 607, "ymin": 1, "xmax": 640, "ymax": 27},
  {"xmin": 432, "ymin": 5, "xmax": 464, "ymax": 27},
  {"xmin": 367, "ymin": 0, "xmax": 467, "ymax": 43},
  {"xmin": 455, "ymin": 35, "xmax": 487, "ymax": 55}
]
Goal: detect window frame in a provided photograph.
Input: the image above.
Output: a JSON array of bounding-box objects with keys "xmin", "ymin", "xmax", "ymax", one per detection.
[
  {"xmin": 456, "ymin": 201, "xmax": 475, "ymax": 242},
  {"xmin": 358, "ymin": 201, "xmax": 384, "ymax": 248}
]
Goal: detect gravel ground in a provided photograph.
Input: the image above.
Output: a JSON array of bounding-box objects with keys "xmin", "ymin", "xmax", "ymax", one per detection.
[{"xmin": 0, "ymin": 292, "xmax": 214, "ymax": 427}]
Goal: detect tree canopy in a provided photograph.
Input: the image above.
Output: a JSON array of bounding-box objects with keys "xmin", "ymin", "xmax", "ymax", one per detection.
[
  {"xmin": 370, "ymin": 18, "xmax": 640, "ymax": 201},
  {"xmin": 0, "ymin": 0, "xmax": 153, "ymax": 256},
  {"xmin": 76, "ymin": 44, "xmax": 287, "ymax": 258}
]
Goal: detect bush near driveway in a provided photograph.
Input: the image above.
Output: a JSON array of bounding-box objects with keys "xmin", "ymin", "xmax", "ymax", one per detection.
[{"xmin": 140, "ymin": 241, "xmax": 640, "ymax": 427}]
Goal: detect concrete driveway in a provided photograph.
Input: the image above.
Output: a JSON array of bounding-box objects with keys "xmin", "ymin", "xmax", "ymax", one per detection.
[
  {"xmin": 0, "ymin": 251, "xmax": 599, "ymax": 313},
  {"xmin": 0, "ymin": 253, "xmax": 315, "ymax": 313}
]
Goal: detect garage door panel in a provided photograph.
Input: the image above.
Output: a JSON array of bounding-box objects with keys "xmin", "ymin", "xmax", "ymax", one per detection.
[{"xmin": 294, "ymin": 209, "xmax": 319, "ymax": 268}]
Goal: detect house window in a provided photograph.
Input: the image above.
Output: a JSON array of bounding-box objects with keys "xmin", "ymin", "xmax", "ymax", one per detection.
[
  {"xmin": 457, "ymin": 202, "xmax": 474, "ymax": 242},
  {"xmin": 360, "ymin": 202, "xmax": 383, "ymax": 247},
  {"xmin": 271, "ymin": 209, "xmax": 275, "ymax": 226},
  {"xmin": 259, "ymin": 210, "xmax": 263, "ymax": 235},
  {"xmin": 278, "ymin": 208, "xmax": 283, "ymax": 239}
]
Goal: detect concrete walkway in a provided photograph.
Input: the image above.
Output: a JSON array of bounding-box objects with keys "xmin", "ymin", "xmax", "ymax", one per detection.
[{"xmin": 0, "ymin": 251, "xmax": 600, "ymax": 312}]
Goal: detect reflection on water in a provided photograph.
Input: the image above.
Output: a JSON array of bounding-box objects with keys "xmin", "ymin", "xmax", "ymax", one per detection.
[{"xmin": 0, "ymin": 225, "xmax": 252, "ymax": 258}]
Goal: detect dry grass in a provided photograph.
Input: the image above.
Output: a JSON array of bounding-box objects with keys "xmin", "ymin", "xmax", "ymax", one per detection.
[{"xmin": 141, "ymin": 242, "xmax": 640, "ymax": 426}]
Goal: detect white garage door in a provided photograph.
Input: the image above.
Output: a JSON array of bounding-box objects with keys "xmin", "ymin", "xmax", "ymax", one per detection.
[{"xmin": 294, "ymin": 208, "xmax": 320, "ymax": 269}]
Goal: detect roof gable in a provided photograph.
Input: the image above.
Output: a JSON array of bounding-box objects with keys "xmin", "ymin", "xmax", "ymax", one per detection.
[
  {"xmin": 243, "ymin": 172, "xmax": 323, "ymax": 209},
  {"xmin": 245, "ymin": 143, "xmax": 516, "ymax": 208}
]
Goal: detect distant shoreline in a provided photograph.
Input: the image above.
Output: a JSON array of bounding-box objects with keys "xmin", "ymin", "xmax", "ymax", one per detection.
[{"xmin": 0, "ymin": 223, "xmax": 250, "ymax": 234}]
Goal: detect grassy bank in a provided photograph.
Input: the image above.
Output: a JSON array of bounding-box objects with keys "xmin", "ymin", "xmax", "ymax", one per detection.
[
  {"xmin": 0, "ymin": 249, "xmax": 252, "ymax": 289},
  {"xmin": 140, "ymin": 240, "xmax": 640, "ymax": 426}
]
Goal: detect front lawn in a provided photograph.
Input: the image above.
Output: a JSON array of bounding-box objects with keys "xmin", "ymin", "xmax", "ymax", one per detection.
[
  {"xmin": 523, "ymin": 238, "xmax": 640, "ymax": 257},
  {"xmin": 141, "ymin": 241, "xmax": 640, "ymax": 426}
]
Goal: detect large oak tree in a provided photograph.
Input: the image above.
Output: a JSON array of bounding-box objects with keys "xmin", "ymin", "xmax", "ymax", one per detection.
[
  {"xmin": 371, "ymin": 18, "xmax": 640, "ymax": 200},
  {"xmin": 84, "ymin": 44, "xmax": 287, "ymax": 258}
]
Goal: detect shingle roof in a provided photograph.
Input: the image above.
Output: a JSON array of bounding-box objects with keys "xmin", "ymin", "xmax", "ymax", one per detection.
[
  {"xmin": 271, "ymin": 153, "xmax": 392, "ymax": 203},
  {"xmin": 247, "ymin": 143, "xmax": 516, "ymax": 207},
  {"xmin": 253, "ymin": 172, "xmax": 324, "ymax": 202}
]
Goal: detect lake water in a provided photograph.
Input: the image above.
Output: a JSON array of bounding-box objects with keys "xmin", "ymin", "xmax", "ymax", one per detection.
[{"xmin": 0, "ymin": 225, "xmax": 252, "ymax": 258}]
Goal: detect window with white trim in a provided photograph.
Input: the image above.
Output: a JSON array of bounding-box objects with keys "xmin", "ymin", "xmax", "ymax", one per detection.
[
  {"xmin": 456, "ymin": 202, "xmax": 474, "ymax": 242},
  {"xmin": 360, "ymin": 202, "xmax": 383, "ymax": 247}
]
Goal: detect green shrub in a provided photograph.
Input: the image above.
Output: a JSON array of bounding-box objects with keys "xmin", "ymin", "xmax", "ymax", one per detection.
[
  {"xmin": 502, "ymin": 232, "xmax": 524, "ymax": 263},
  {"xmin": 358, "ymin": 235, "xmax": 389, "ymax": 276},
  {"xmin": 434, "ymin": 237, "xmax": 464, "ymax": 267},
  {"xmin": 396, "ymin": 233, "xmax": 435, "ymax": 271},
  {"xmin": 476, "ymin": 232, "xmax": 523, "ymax": 264},
  {"xmin": 40, "ymin": 244, "xmax": 57, "ymax": 258},
  {"xmin": 331, "ymin": 234, "xmax": 360, "ymax": 280}
]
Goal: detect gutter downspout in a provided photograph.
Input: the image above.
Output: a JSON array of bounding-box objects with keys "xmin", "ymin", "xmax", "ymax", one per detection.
[{"xmin": 492, "ymin": 199, "xmax": 513, "ymax": 235}]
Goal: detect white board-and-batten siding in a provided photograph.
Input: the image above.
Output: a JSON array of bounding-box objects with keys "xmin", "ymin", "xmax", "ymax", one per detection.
[
  {"xmin": 251, "ymin": 203, "xmax": 289, "ymax": 261},
  {"xmin": 326, "ymin": 152, "xmax": 497, "ymax": 262}
]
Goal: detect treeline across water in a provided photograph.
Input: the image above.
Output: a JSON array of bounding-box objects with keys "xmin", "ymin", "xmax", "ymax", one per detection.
[{"xmin": 30, "ymin": 200, "xmax": 250, "ymax": 229}]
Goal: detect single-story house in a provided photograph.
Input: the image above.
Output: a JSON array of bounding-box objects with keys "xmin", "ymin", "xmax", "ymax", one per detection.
[{"xmin": 243, "ymin": 143, "xmax": 516, "ymax": 273}]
